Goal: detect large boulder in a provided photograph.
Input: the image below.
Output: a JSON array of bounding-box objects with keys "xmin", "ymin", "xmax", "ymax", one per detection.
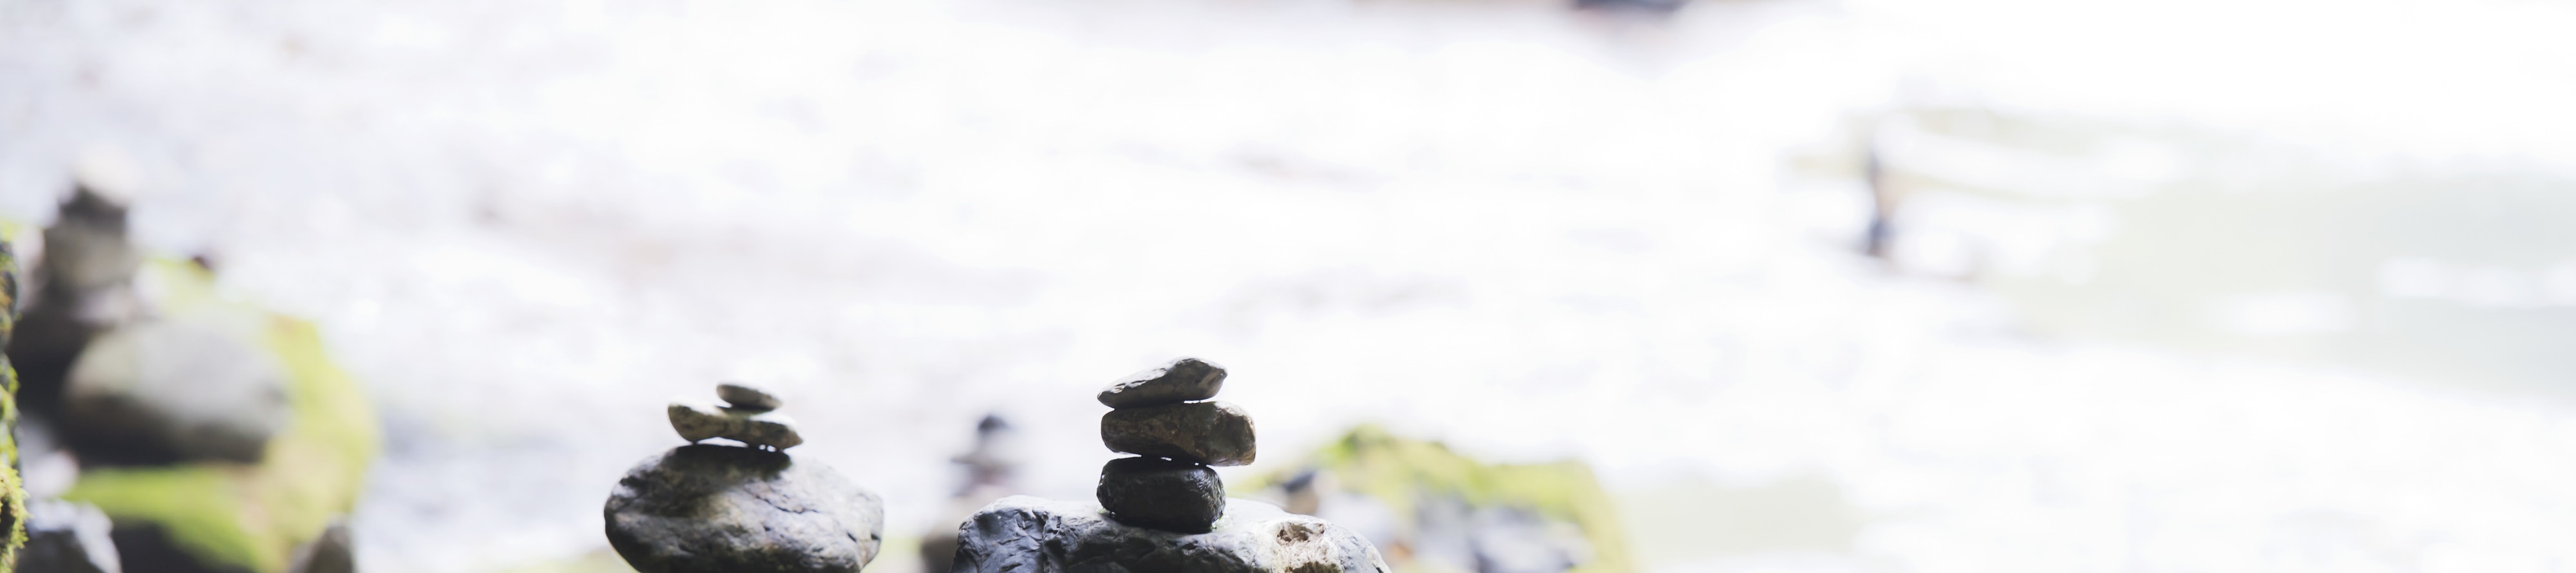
[
  {"xmin": 64, "ymin": 308, "xmax": 380, "ymax": 573},
  {"xmin": 952, "ymin": 496, "xmax": 1387, "ymax": 573},
  {"xmin": 59, "ymin": 317, "xmax": 290, "ymax": 464},
  {"xmin": 605, "ymin": 445, "xmax": 884, "ymax": 573}
]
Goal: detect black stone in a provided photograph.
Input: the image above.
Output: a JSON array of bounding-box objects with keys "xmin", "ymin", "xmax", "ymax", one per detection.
[
  {"xmin": 605, "ymin": 445, "xmax": 884, "ymax": 573},
  {"xmin": 1096, "ymin": 456, "xmax": 1225, "ymax": 533}
]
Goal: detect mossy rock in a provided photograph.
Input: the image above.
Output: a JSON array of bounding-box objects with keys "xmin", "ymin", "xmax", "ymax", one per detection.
[
  {"xmin": 1240, "ymin": 424, "xmax": 1633, "ymax": 573},
  {"xmin": 0, "ymin": 238, "xmax": 34, "ymax": 570},
  {"xmin": 61, "ymin": 259, "xmax": 381, "ymax": 572}
]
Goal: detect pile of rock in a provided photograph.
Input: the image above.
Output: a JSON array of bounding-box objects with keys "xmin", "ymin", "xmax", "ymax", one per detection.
[
  {"xmin": 1093, "ymin": 358, "xmax": 1251, "ymax": 532},
  {"xmin": 950, "ymin": 358, "xmax": 1388, "ymax": 573},
  {"xmin": 12, "ymin": 186, "xmax": 378, "ymax": 572},
  {"xmin": 666, "ymin": 382, "xmax": 802, "ymax": 450},
  {"xmin": 606, "ymin": 383, "xmax": 882, "ymax": 573},
  {"xmin": 19, "ymin": 187, "xmax": 294, "ymax": 467}
]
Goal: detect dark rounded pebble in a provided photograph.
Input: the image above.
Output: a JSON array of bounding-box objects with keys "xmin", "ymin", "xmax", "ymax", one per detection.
[{"xmin": 1096, "ymin": 456, "xmax": 1226, "ymax": 533}]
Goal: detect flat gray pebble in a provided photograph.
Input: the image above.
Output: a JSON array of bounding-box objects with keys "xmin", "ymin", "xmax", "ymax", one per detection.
[
  {"xmin": 1101, "ymin": 401, "xmax": 1255, "ymax": 466},
  {"xmin": 715, "ymin": 382, "xmax": 781, "ymax": 411},
  {"xmin": 1096, "ymin": 358, "xmax": 1226, "ymax": 408}
]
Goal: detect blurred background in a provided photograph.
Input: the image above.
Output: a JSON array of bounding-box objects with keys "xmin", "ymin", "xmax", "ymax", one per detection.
[{"xmin": 3, "ymin": 0, "xmax": 2574, "ymax": 570}]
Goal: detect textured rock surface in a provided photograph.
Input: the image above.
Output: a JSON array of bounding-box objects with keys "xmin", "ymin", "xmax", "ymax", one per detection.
[
  {"xmin": 21, "ymin": 499, "xmax": 123, "ymax": 573},
  {"xmin": 60, "ymin": 317, "xmax": 289, "ymax": 464},
  {"xmin": 952, "ymin": 496, "xmax": 1387, "ymax": 573},
  {"xmin": 0, "ymin": 238, "xmax": 29, "ymax": 568},
  {"xmin": 1096, "ymin": 456, "xmax": 1225, "ymax": 533},
  {"xmin": 717, "ymin": 382, "xmax": 781, "ymax": 411},
  {"xmin": 1101, "ymin": 402, "xmax": 1256, "ymax": 466},
  {"xmin": 1096, "ymin": 358, "xmax": 1227, "ymax": 408},
  {"xmin": 668, "ymin": 401, "xmax": 804, "ymax": 449},
  {"xmin": 606, "ymin": 445, "xmax": 884, "ymax": 573}
]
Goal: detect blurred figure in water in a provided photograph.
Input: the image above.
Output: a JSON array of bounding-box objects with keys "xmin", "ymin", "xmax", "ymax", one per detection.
[
  {"xmin": 1862, "ymin": 143, "xmax": 1895, "ymax": 260},
  {"xmin": 920, "ymin": 414, "xmax": 1025, "ymax": 573}
]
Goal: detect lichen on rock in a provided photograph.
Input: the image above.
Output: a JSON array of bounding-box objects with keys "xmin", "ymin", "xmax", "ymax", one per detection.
[{"xmin": 0, "ymin": 237, "xmax": 33, "ymax": 569}]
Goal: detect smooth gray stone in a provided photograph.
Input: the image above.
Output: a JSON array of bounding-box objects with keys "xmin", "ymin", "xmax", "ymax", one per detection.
[
  {"xmin": 1095, "ymin": 358, "xmax": 1226, "ymax": 408},
  {"xmin": 59, "ymin": 317, "xmax": 289, "ymax": 464},
  {"xmin": 951, "ymin": 496, "xmax": 1387, "ymax": 573},
  {"xmin": 668, "ymin": 400, "xmax": 804, "ymax": 449},
  {"xmin": 20, "ymin": 499, "xmax": 122, "ymax": 573},
  {"xmin": 716, "ymin": 382, "xmax": 782, "ymax": 411},
  {"xmin": 1100, "ymin": 402, "xmax": 1255, "ymax": 466},
  {"xmin": 39, "ymin": 187, "xmax": 141, "ymax": 297},
  {"xmin": 605, "ymin": 445, "xmax": 885, "ymax": 573},
  {"xmin": 1095, "ymin": 457, "xmax": 1224, "ymax": 533}
]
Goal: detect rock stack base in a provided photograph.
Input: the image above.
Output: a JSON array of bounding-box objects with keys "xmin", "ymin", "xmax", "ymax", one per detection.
[
  {"xmin": 953, "ymin": 496, "xmax": 1387, "ymax": 573},
  {"xmin": 605, "ymin": 446, "xmax": 885, "ymax": 573},
  {"xmin": 609, "ymin": 382, "xmax": 882, "ymax": 573}
]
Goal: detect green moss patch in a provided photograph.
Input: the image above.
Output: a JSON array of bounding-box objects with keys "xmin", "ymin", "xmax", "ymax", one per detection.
[{"xmin": 1240, "ymin": 424, "xmax": 1632, "ymax": 573}]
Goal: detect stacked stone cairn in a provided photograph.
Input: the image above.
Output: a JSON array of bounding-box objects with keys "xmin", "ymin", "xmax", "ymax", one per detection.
[
  {"xmin": 605, "ymin": 382, "xmax": 884, "ymax": 573},
  {"xmin": 951, "ymin": 359, "xmax": 1389, "ymax": 573},
  {"xmin": 1093, "ymin": 357, "xmax": 1249, "ymax": 532}
]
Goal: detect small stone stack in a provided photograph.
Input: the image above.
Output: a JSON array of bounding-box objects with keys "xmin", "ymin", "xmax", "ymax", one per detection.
[
  {"xmin": 667, "ymin": 382, "xmax": 803, "ymax": 449},
  {"xmin": 1093, "ymin": 358, "xmax": 1255, "ymax": 533},
  {"xmin": 607, "ymin": 382, "xmax": 883, "ymax": 573}
]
